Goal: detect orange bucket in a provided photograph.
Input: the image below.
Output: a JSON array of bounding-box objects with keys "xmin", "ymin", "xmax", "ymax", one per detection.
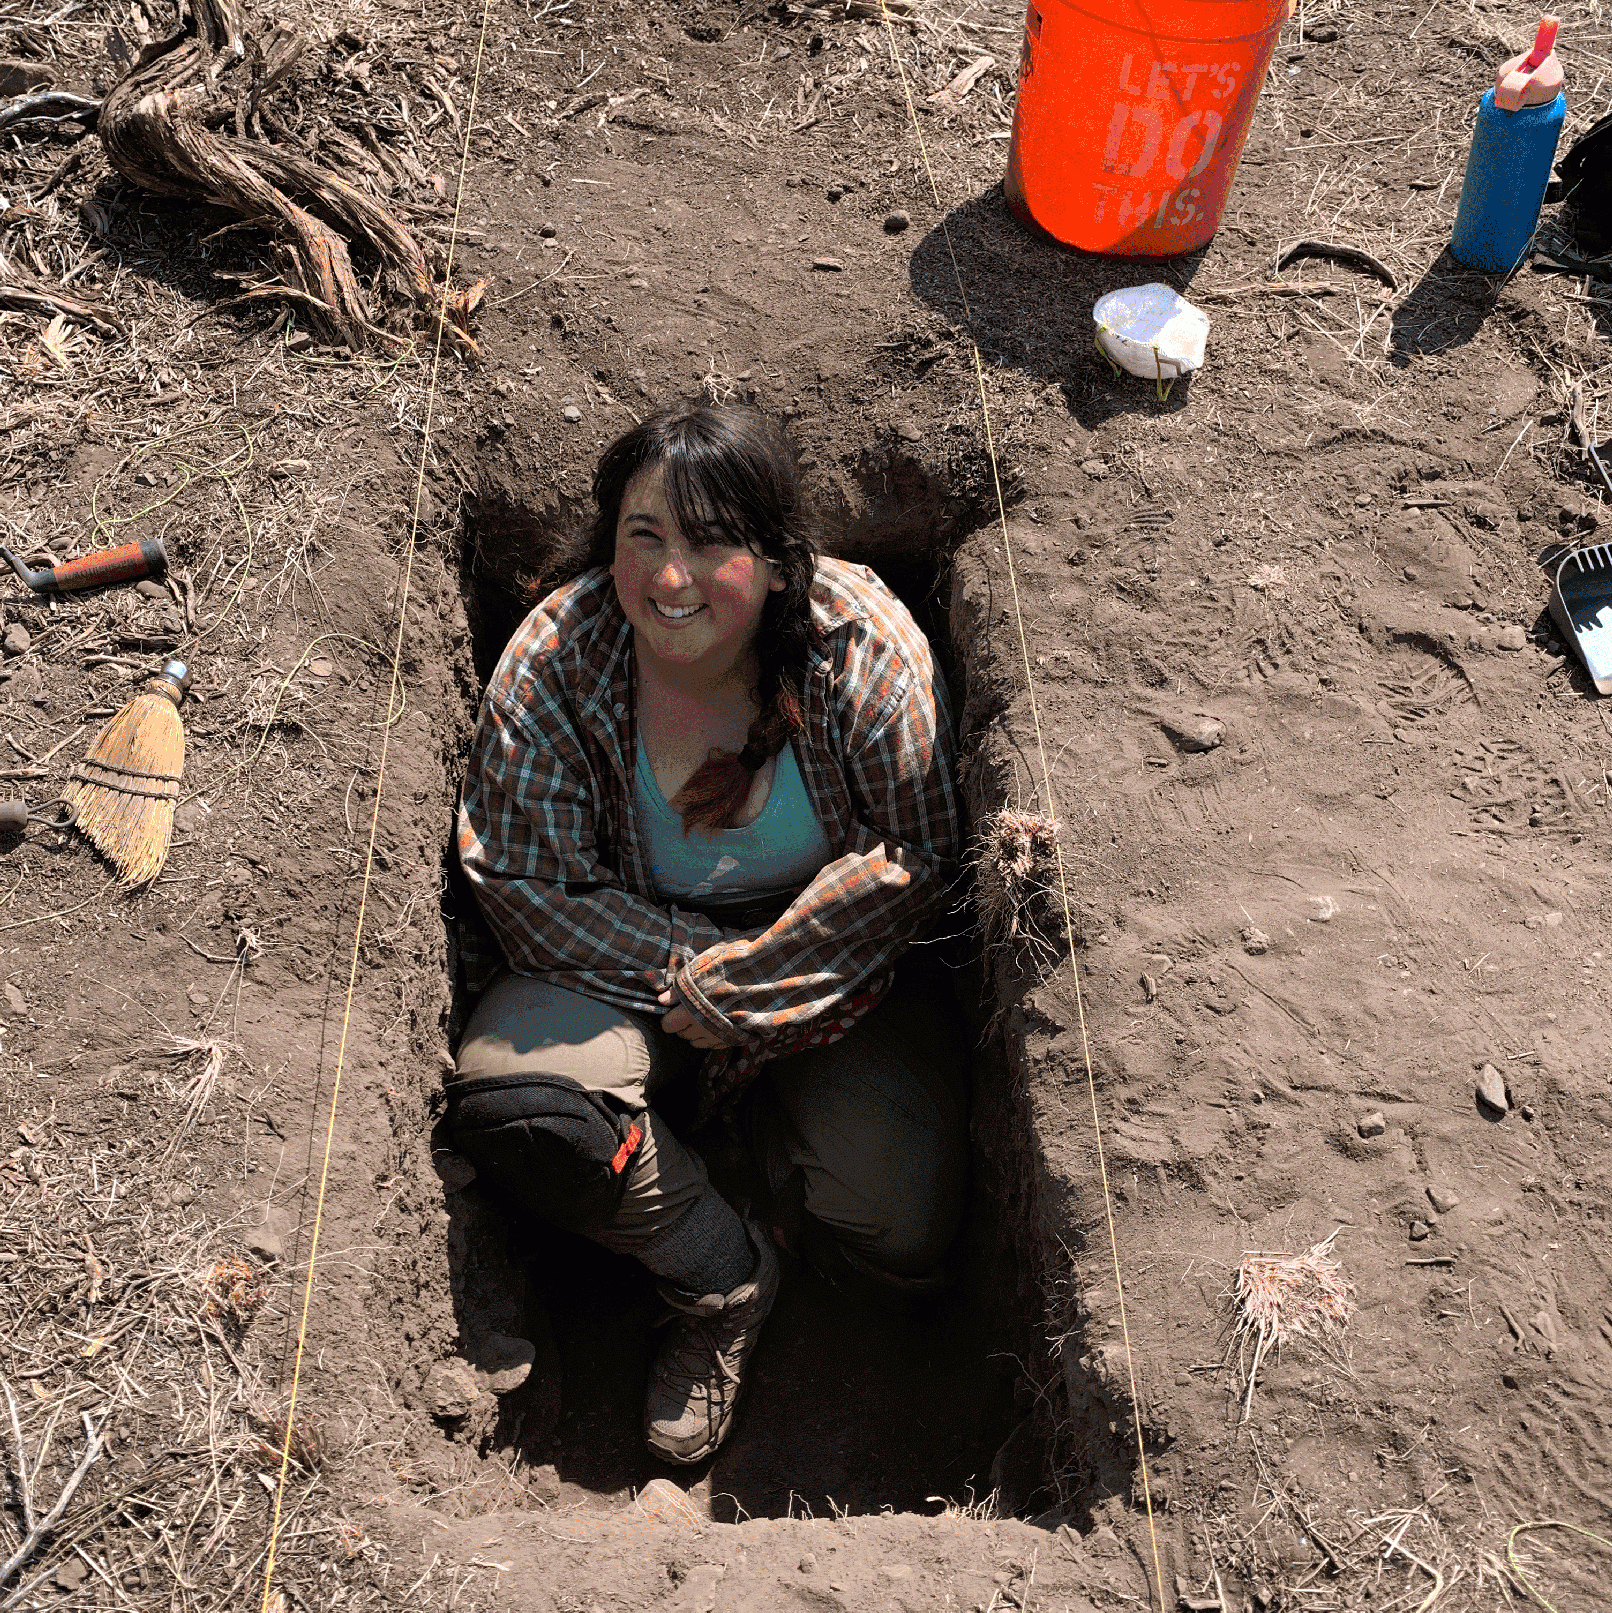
[{"xmin": 1004, "ymin": 0, "xmax": 1290, "ymax": 257}]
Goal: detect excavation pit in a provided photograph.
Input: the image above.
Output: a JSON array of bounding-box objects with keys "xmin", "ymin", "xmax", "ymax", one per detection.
[{"xmin": 425, "ymin": 449, "xmax": 1117, "ymax": 1524}]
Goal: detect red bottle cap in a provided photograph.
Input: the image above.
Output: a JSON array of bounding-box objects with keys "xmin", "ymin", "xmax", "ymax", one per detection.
[{"xmin": 1495, "ymin": 15, "xmax": 1564, "ymax": 111}]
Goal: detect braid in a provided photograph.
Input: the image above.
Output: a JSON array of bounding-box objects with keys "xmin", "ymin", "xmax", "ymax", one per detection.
[{"xmin": 672, "ymin": 610, "xmax": 812, "ymax": 835}]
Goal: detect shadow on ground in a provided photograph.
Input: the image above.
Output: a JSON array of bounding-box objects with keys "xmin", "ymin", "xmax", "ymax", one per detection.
[
  {"xmin": 908, "ymin": 185, "xmax": 1205, "ymax": 431},
  {"xmin": 1388, "ymin": 249, "xmax": 1504, "ymax": 361}
]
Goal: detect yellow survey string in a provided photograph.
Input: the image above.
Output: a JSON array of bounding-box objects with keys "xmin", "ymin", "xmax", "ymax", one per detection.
[
  {"xmin": 877, "ymin": 5, "xmax": 1167, "ymax": 1604},
  {"xmin": 255, "ymin": 0, "xmax": 497, "ymax": 1600}
]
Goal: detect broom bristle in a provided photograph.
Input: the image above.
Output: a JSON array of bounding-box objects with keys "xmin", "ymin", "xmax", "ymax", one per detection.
[{"xmin": 64, "ymin": 685, "xmax": 186, "ymax": 885}]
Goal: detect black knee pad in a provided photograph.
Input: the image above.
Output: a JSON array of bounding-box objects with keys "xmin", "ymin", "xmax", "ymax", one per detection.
[{"xmin": 446, "ymin": 1074, "xmax": 648, "ymax": 1234}]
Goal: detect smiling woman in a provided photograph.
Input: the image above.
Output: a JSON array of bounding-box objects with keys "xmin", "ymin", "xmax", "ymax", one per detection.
[
  {"xmin": 448, "ymin": 402, "xmax": 968, "ymax": 1468},
  {"xmin": 610, "ymin": 465, "xmax": 781, "ymax": 678}
]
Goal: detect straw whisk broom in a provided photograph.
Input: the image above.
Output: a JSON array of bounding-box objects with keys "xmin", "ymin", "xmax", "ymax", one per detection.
[{"xmin": 64, "ymin": 659, "xmax": 190, "ymax": 885}]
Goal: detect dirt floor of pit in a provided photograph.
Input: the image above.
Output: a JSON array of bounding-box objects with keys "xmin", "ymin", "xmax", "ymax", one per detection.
[{"xmin": 5, "ymin": 0, "xmax": 1612, "ymax": 1608}]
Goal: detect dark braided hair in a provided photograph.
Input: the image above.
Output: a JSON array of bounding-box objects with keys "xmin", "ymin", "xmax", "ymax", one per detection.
[{"xmin": 590, "ymin": 403, "xmax": 821, "ymax": 835}]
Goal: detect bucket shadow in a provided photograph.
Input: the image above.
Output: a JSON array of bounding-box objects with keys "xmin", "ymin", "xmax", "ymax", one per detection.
[
  {"xmin": 908, "ymin": 184, "xmax": 1207, "ymax": 430},
  {"xmin": 1387, "ymin": 250, "xmax": 1504, "ymax": 364}
]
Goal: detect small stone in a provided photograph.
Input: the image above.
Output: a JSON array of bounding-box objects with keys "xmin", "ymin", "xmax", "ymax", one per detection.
[
  {"xmin": 1140, "ymin": 972, "xmax": 1157, "ymax": 1003},
  {"xmin": 1079, "ymin": 458, "xmax": 1109, "ymax": 479},
  {"xmin": 528, "ymin": 1462, "xmax": 561, "ymax": 1503},
  {"xmin": 3, "ymin": 982, "xmax": 25, "ymax": 1014},
  {"xmin": 135, "ymin": 579, "xmax": 168, "ymax": 601},
  {"xmin": 1545, "ymin": 911, "xmax": 1563, "ymax": 927},
  {"xmin": 1242, "ymin": 926, "xmax": 1270, "ymax": 955},
  {"xmin": 684, "ymin": 1566, "xmax": 726, "ymax": 1612},
  {"xmin": 243, "ymin": 1202, "xmax": 294, "ymax": 1264},
  {"xmin": 538, "ymin": 221, "xmax": 558, "ymax": 238},
  {"xmin": 186, "ymin": 986, "xmax": 211, "ymax": 1009},
  {"xmin": 826, "ymin": 184, "xmax": 844, "ymax": 201},
  {"xmin": 3, "ymin": 624, "xmax": 30, "ymax": 658},
  {"xmin": 894, "ymin": 417, "xmax": 923, "ymax": 443},
  {"xmin": 434, "ymin": 1150, "xmax": 477, "ymax": 1192},
  {"xmin": 53, "ymin": 1560, "xmax": 89, "ymax": 1591},
  {"xmin": 1476, "ymin": 1063, "xmax": 1508, "ymax": 1115},
  {"xmin": 561, "ymin": 405, "xmax": 583, "ymax": 424},
  {"xmin": 1520, "ymin": 1103, "xmax": 1536, "ymax": 1122},
  {"xmin": 635, "ymin": 1476, "xmax": 700, "ymax": 1527},
  {"xmin": 1145, "ymin": 952, "xmax": 1174, "ymax": 975},
  {"xmin": 476, "ymin": 1331, "xmax": 537, "ymax": 1394},
  {"xmin": 1496, "ymin": 624, "xmax": 1527, "ymax": 651},
  {"xmin": 423, "ymin": 1358, "xmax": 479, "ymax": 1419},
  {"xmin": 173, "ymin": 801, "xmax": 203, "ymax": 835},
  {"xmin": 1354, "ymin": 492, "xmax": 1373, "ymax": 506},
  {"xmin": 1409, "ymin": 1219, "xmax": 1431, "ymax": 1241},
  {"xmin": 1358, "ymin": 1110, "xmax": 1386, "ymax": 1137},
  {"xmin": 627, "ymin": 276, "xmax": 649, "ymax": 289},
  {"xmin": 798, "ymin": 1555, "xmax": 818, "ymax": 1574},
  {"xmin": 1163, "ymin": 714, "xmax": 1224, "ymax": 753},
  {"xmin": 1427, "ymin": 1184, "xmax": 1462, "ymax": 1215},
  {"xmin": 811, "ymin": 255, "xmax": 844, "ymax": 271},
  {"xmin": 883, "ymin": 209, "xmax": 910, "ymax": 233},
  {"xmin": 878, "ymin": 1565, "xmax": 914, "ymax": 1582}
]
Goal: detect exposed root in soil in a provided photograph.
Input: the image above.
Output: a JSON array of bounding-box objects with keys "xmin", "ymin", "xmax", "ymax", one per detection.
[
  {"xmin": 96, "ymin": 0, "xmax": 482, "ymax": 353},
  {"xmin": 970, "ymin": 806, "xmax": 1063, "ymax": 963}
]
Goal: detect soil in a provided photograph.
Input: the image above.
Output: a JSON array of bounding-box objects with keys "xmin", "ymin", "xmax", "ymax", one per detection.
[{"xmin": 3, "ymin": 0, "xmax": 1612, "ymax": 1608}]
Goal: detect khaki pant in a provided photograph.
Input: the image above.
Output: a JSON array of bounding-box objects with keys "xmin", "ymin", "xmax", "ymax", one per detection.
[{"xmin": 452, "ymin": 961, "xmax": 967, "ymax": 1276}]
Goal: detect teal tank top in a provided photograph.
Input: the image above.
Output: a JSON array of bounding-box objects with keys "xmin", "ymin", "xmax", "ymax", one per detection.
[{"xmin": 635, "ymin": 737, "xmax": 833, "ymax": 907}]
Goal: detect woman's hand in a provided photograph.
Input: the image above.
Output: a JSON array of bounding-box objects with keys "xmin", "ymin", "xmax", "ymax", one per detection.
[{"xmin": 657, "ymin": 989, "xmax": 727, "ymax": 1049}]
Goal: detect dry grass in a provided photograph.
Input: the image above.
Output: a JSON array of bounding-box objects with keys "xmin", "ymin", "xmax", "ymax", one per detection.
[
  {"xmin": 0, "ymin": 1082, "xmax": 430, "ymax": 1611},
  {"xmin": 1231, "ymin": 1233, "xmax": 1355, "ymax": 1421}
]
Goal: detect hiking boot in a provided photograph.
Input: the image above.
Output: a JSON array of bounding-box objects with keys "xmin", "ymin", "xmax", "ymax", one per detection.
[{"xmin": 644, "ymin": 1225, "xmax": 779, "ymax": 1464}]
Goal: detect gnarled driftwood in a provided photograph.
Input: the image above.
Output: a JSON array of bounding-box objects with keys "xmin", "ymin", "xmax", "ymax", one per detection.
[{"xmin": 97, "ymin": 0, "xmax": 480, "ymax": 353}]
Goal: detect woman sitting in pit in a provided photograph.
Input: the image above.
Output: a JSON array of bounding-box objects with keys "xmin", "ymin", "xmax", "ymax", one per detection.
[{"xmin": 448, "ymin": 401, "xmax": 966, "ymax": 1465}]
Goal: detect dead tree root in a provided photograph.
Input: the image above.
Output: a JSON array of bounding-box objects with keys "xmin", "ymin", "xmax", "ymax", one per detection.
[{"xmin": 96, "ymin": 0, "xmax": 482, "ymax": 354}]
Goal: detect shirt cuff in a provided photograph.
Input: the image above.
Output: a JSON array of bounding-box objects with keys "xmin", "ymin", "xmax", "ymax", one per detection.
[{"xmin": 670, "ymin": 962, "xmax": 752, "ymax": 1047}]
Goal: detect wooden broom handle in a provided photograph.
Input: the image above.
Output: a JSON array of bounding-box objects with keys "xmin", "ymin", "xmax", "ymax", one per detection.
[{"xmin": 47, "ymin": 538, "xmax": 167, "ymax": 592}]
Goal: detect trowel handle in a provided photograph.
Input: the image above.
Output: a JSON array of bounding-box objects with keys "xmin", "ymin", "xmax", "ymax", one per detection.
[{"xmin": 46, "ymin": 537, "xmax": 168, "ymax": 592}]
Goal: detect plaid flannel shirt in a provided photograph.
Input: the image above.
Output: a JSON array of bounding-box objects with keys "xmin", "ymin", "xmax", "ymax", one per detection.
[{"xmin": 457, "ymin": 556, "xmax": 962, "ymax": 1056}]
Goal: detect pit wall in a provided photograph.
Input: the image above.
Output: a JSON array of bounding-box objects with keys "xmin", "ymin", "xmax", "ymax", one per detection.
[
  {"xmin": 949, "ymin": 527, "xmax": 1162, "ymax": 1523},
  {"xmin": 411, "ymin": 449, "xmax": 1112, "ymax": 1520}
]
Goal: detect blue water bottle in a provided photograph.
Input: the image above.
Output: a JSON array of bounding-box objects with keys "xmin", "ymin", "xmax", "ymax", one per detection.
[{"xmin": 1451, "ymin": 16, "xmax": 1567, "ymax": 273}]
